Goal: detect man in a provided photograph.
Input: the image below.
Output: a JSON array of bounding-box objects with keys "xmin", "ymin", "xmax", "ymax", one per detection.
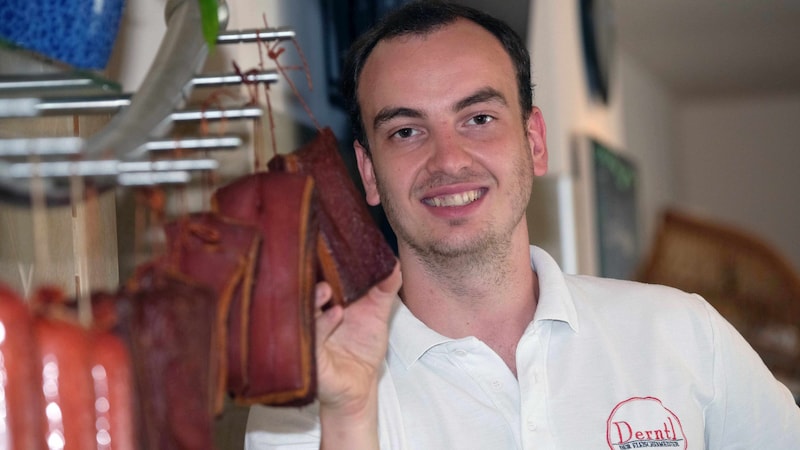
[{"xmin": 246, "ymin": 1, "xmax": 800, "ymax": 448}]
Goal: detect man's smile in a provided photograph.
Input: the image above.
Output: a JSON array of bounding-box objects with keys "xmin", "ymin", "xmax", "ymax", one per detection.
[{"xmin": 422, "ymin": 188, "xmax": 487, "ymax": 207}]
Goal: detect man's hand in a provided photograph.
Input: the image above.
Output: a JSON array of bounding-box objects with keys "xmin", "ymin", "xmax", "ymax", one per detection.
[{"xmin": 314, "ymin": 262, "xmax": 401, "ymax": 449}]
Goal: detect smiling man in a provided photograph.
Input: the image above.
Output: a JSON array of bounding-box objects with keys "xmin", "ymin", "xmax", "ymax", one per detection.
[
  {"xmin": 353, "ymin": 17, "xmax": 547, "ymax": 348},
  {"xmin": 245, "ymin": 2, "xmax": 800, "ymax": 449}
]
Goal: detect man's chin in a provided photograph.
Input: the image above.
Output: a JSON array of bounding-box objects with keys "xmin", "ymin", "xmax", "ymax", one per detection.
[{"xmin": 420, "ymin": 233, "xmax": 493, "ymax": 260}]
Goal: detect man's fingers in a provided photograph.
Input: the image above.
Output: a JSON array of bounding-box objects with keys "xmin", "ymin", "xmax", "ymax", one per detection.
[
  {"xmin": 316, "ymin": 304, "xmax": 343, "ymax": 346},
  {"xmin": 355, "ymin": 261, "xmax": 402, "ymax": 322},
  {"xmin": 315, "ymin": 281, "xmax": 340, "ymax": 346},
  {"xmin": 315, "ymin": 282, "xmax": 333, "ymax": 314},
  {"xmin": 373, "ymin": 261, "xmax": 402, "ymax": 297},
  {"xmin": 315, "ymin": 262, "xmax": 400, "ymax": 346}
]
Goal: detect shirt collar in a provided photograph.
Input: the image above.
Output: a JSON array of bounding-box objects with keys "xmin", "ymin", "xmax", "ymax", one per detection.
[
  {"xmin": 388, "ymin": 300, "xmax": 454, "ymax": 368},
  {"xmin": 528, "ymin": 245, "xmax": 579, "ymax": 333},
  {"xmin": 387, "ymin": 245, "xmax": 579, "ymax": 368}
]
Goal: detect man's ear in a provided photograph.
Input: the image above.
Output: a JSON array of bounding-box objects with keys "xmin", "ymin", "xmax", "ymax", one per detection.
[
  {"xmin": 527, "ymin": 107, "xmax": 548, "ymax": 176},
  {"xmin": 354, "ymin": 140, "xmax": 382, "ymax": 206}
]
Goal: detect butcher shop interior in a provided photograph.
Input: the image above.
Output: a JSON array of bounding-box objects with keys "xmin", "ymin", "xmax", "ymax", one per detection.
[{"xmin": 1, "ymin": 0, "xmax": 799, "ymax": 448}]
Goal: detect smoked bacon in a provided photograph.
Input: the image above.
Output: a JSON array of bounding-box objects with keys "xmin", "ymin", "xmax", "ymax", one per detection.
[
  {"xmin": 162, "ymin": 212, "xmax": 261, "ymax": 409},
  {"xmin": 267, "ymin": 127, "xmax": 396, "ymax": 306},
  {"xmin": 213, "ymin": 171, "xmax": 319, "ymax": 406}
]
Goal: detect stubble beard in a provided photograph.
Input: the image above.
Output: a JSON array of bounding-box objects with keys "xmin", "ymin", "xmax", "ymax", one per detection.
[{"xmin": 375, "ymin": 146, "xmax": 534, "ymax": 285}]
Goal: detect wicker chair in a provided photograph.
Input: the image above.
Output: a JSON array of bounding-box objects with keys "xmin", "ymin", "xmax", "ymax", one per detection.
[{"xmin": 637, "ymin": 209, "xmax": 800, "ymax": 401}]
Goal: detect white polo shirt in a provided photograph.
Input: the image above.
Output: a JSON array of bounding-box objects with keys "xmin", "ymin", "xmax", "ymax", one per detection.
[{"xmin": 246, "ymin": 246, "xmax": 800, "ymax": 449}]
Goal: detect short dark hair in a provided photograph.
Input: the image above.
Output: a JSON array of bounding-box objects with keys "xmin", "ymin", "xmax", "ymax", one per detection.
[{"xmin": 341, "ymin": 0, "xmax": 533, "ymax": 152}]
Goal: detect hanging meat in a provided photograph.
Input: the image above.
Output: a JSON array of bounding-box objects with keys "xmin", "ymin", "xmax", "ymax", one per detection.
[
  {"xmin": 267, "ymin": 127, "xmax": 397, "ymax": 306},
  {"xmin": 0, "ymin": 283, "xmax": 45, "ymax": 449},
  {"xmin": 89, "ymin": 292, "xmax": 137, "ymax": 450},
  {"xmin": 33, "ymin": 301, "xmax": 97, "ymax": 449},
  {"xmin": 162, "ymin": 212, "xmax": 261, "ymax": 408},
  {"xmin": 116, "ymin": 264, "xmax": 218, "ymax": 450},
  {"xmin": 212, "ymin": 171, "xmax": 319, "ymax": 406},
  {"xmin": 0, "ymin": 6, "xmax": 404, "ymax": 449},
  {"xmin": 27, "ymin": 286, "xmax": 137, "ymax": 450}
]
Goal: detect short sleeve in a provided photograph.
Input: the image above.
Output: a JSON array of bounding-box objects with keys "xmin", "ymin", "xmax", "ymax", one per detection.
[{"xmin": 702, "ymin": 300, "xmax": 800, "ymax": 448}]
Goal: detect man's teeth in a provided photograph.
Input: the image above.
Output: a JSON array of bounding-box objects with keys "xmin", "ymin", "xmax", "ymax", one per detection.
[{"xmin": 425, "ymin": 190, "xmax": 482, "ymax": 207}]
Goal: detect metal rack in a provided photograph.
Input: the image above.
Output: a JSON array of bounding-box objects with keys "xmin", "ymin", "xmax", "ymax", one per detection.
[{"xmin": 0, "ymin": 0, "xmax": 294, "ymax": 205}]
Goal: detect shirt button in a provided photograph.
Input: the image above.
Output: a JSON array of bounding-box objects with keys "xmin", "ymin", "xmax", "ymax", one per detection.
[
  {"xmin": 490, "ymin": 380, "xmax": 503, "ymax": 391},
  {"xmin": 526, "ymin": 417, "xmax": 537, "ymax": 431},
  {"xmin": 453, "ymin": 349, "xmax": 467, "ymax": 357}
]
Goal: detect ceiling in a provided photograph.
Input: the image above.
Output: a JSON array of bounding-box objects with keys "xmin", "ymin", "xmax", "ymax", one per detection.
[
  {"xmin": 612, "ymin": 0, "xmax": 800, "ymax": 99},
  {"xmin": 460, "ymin": 0, "xmax": 800, "ymax": 100}
]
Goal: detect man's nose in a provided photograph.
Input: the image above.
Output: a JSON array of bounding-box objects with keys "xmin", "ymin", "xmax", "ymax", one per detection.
[{"xmin": 426, "ymin": 130, "xmax": 472, "ymax": 174}]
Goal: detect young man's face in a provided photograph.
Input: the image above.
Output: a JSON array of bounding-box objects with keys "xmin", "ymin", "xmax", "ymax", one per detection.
[{"xmin": 355, "ymin": 19, "xmax": 548, "ymax": 261}]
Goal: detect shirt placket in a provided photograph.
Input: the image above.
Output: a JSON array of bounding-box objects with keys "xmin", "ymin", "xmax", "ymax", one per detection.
[
  {"xmin": 518, "ymin": 322, "xmax": 554, "ymax": 450},
  {"xmin": 445, "ymin": 338, "xmax": 523, "ymax": 448}
]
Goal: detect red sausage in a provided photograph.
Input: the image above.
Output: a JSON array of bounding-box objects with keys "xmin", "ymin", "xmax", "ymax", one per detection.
[
  {"xmin": 0, "ymin": 283, "xmax": 45, "ymax": 449},
  {"xmin": 34, "ymin": 310, "xmax": 96, "ymax": 449},
  {"xmin": 90, "ymin": 328, "xmax": 136, "ymax": 450}
]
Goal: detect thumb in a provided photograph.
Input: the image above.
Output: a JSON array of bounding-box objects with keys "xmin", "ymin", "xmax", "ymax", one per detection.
[
  {"xmin": 373, "ymin": 261, "xmax": 402, "ymax": 298},
  {"xmin": 358, "ymin": 261, "xmax": 402, "ymax": 321}
]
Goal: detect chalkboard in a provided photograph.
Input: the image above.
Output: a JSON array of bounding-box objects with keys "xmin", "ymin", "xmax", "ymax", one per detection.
[{"xmin": 592, "ymin": 140, "xmax": 639, "ymax": 279}]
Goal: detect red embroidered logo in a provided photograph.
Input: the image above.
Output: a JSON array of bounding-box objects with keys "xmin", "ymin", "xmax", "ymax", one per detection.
[{"xmin": 606, "ymin": 397, "xmax": 686, "ymax": 449}]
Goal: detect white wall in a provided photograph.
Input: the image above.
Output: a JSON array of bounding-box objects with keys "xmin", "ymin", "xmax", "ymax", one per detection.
[
  {"xmin": 105, "ymin": 0, "xmax": 167, "ymax": 91},
  {"xmin": 616, "ymin": 51, "xmax": 678, "ymax": 260},
  {"xmin": 528, "ymin": 2, "xmax": 800, "ymax": 278},
  {"xmin": 528, "ymin": 1, "xmax": 677, "ymax": 276},
  {"xmin": 675, "ymin": 94, "xmax": 800, "ymax": 272}
]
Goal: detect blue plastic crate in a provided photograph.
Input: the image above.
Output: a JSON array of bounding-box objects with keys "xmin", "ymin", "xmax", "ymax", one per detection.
[{"xmin": 0, "ymin": 0, "xmax": 126, "ymax": 70}]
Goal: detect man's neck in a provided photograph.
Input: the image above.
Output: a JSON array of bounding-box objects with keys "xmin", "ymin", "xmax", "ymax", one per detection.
[{"xmin": 398, "ymin": 237, "xmax": 539, "ymax": 376}]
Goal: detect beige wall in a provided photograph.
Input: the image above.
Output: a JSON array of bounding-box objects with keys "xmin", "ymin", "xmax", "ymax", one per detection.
[
  {"xmin": 0, "ymin": 116, "xmax": 119, "ymax": 299},
  {"xmin": 675, "ymin": 94, "xmax": 800, "ymax": 272},
  {"xmin": 527, "ymin": 1, "xmax": 677, "ymax": 276}
]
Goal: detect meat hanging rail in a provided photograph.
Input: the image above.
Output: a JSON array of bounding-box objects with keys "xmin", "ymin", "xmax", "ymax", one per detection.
[
  {"xmin": 0, "ymin": 2, "xmax": 308, "ymax": 448},
  {"xmin": 0, "ymin": 0, "xmax": 295, "ymax": 205}
]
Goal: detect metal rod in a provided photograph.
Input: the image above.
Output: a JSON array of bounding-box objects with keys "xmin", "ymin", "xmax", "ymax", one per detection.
[
  {"xmin": 191, "ymin": 70, "xmax": 279, "ymax": 88},
  {"xmin": 35, "ymin": 95, "xmax": 133, "ymax": 115},
  {"xmin": 0, "ymin": 96, "xmax": 263, "ymax": 120},
  {"xmin": 0, "ymin": 135, "xmax": 242, "ymax": 157},
  {"xmin": 118, "ymin": 171, "xmax": 191, "ymax": 186},
  {"xmin": 0, "ymin": 95, "xmax": 131, "ymax": 118},
  {"xmin": 9, "ymin": 160, "xmax": 119, "ymax": 178},
  {"xmin": 0, "ymin": 98, "xmax": 40, "ymax": 118},
  {"xmin": 143, "ymin": 136, "xmax": 242, "ymax": 152},
  {"xmin": 120, "ymin": 159, "xmax": 219, "ymax": 172},
  {"xmin": 170, "ymin": 106, "xmax": 263, "ymax": 122},
  {"xmin": 0, "ymin": 137, "xmax": 84, "ymax": 156},
  {"xmin": 6, "ymin": 158, "xmax": 219, "ymax": 178},
  {"xmin": 0, "ymin": 74, "xmax": 119, "ymax": 92},
  {"xmin": 216, "ymin": 27, "xmax": 296, "ymax": 44}
]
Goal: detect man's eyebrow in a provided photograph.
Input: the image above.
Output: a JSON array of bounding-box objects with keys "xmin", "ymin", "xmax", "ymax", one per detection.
[
  {"xmin": 453, "ymin": 87, "xmax": 508, "ymax": 112},
  {"xmin": 372, "ymin": 107, "xmax": 425, "ymax": 131},
  {"xmin": 370, "ymin": 88, "xmax": 506, "ymax": 131}
]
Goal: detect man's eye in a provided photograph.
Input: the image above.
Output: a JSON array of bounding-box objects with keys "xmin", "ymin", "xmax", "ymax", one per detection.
[
  {"xmin": 392, "ymin": 128, "xmax": 417, "ymax": 139},
  {"xmin": 468, "ymin": 114, "xmax": 494, "ymax": 126}
]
